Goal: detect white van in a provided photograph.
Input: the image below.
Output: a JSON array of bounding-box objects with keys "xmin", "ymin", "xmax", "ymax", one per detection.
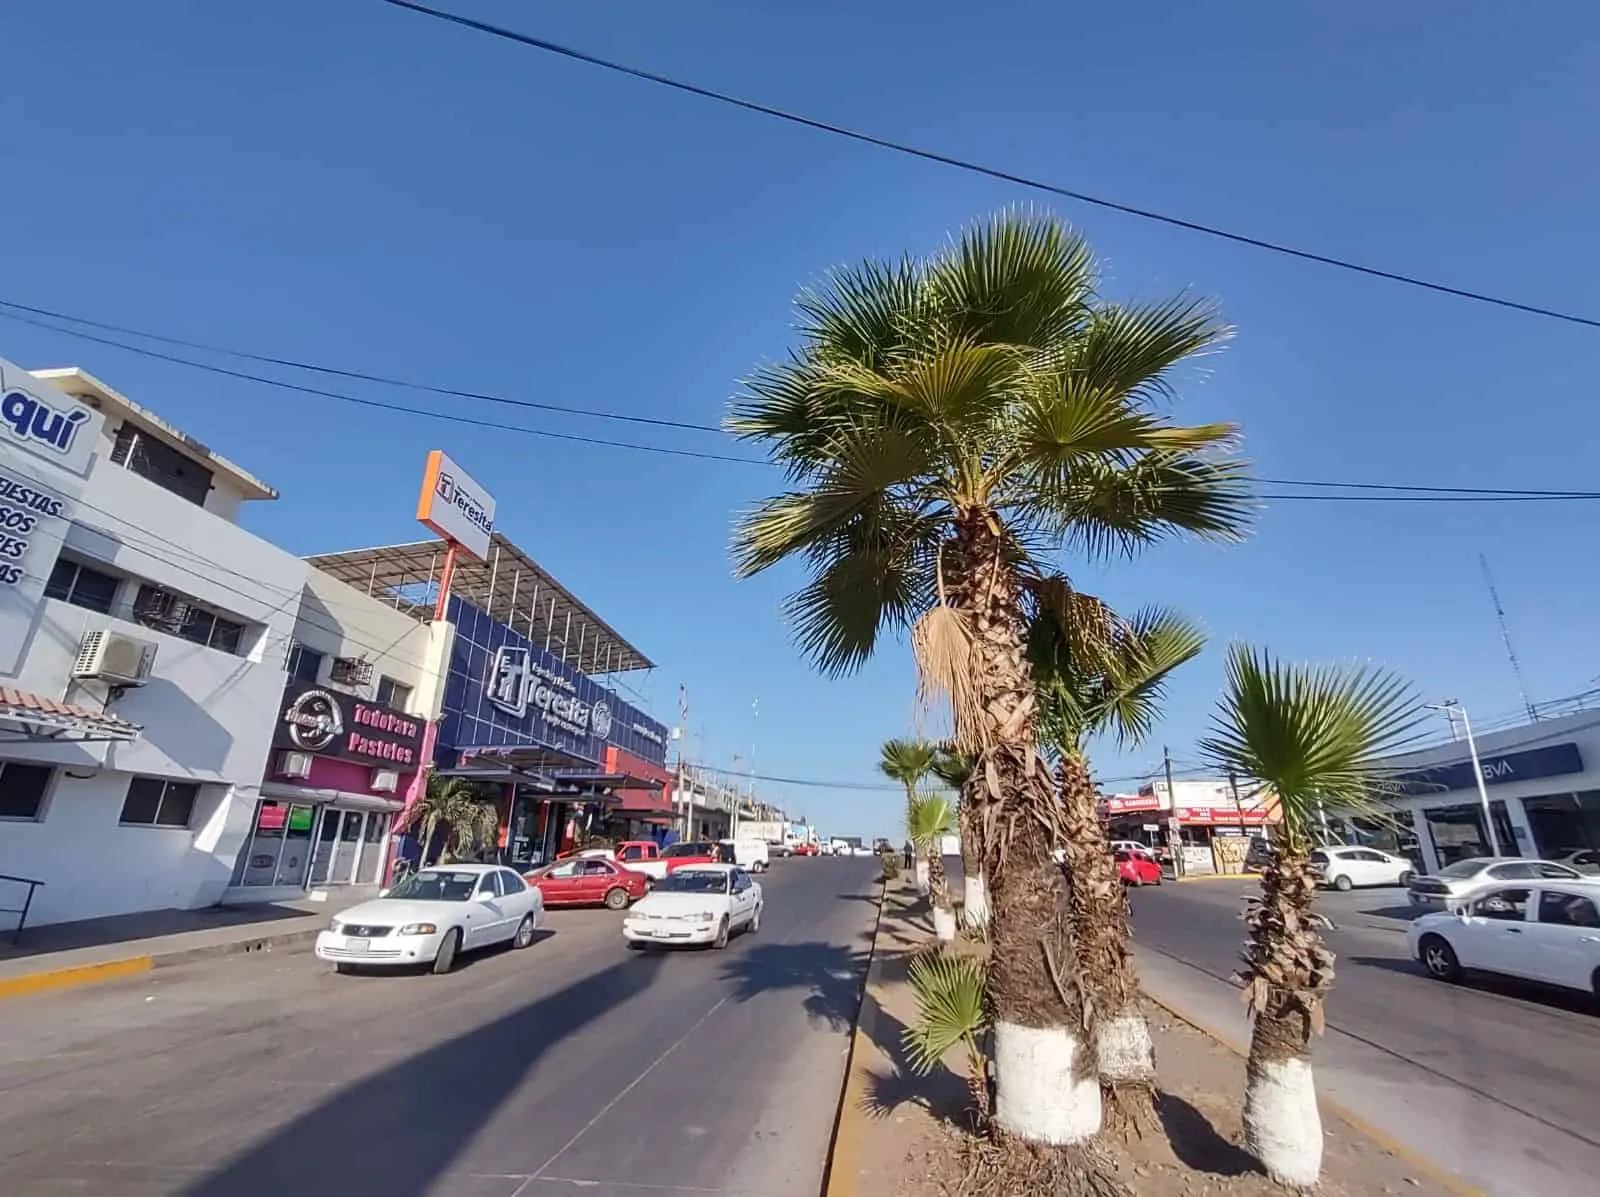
[{"xmin": 723, "ymin": 838, "xmax": 771, "ymax": 872}]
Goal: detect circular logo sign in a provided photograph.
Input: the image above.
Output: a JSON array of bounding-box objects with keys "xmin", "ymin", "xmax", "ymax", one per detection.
[
  {"xmin": 590, "ymin": 699, "xmax": 613, "ymax": 741},
  {"xmin": 285, "ymin": 689, "xmax": 343, "ymax": 752}
]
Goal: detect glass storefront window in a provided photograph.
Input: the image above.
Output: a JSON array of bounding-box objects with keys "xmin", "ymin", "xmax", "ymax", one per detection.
[
  {"xmin": 1523, "ymin": 791, "xmax": 1600, "ymax": 861},
  {"xmin": 358, "ymin": 812, "xmax": 389, "ymax": 884},
  {"xmin": 273, "ymin": 805, "xmax": 315, "ymax": 886},
  {"xmin": 231, "ymin": 801, "xmax": 316, "ymax": 888},
  {"xmin": 1423, "ymin": 800, "xmax": 1519, "ymax": 866}
]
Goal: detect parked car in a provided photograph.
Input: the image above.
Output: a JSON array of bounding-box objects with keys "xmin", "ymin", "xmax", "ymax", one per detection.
[
  {"xmin": 1115, "ymin": 850, "xmax": 1163, "ymax": 886},
  {"xmin": 793, "ymin": 840, "xmax": 820, "ymax": 857},
  {"xmin": 1552, "ymin": 848, "xmax": 1600, "ymax": 876},
  {"xmin": 1407, "ymin": 857, "xmax": 1585, "ymax": 909},
  {"xmin": 623, "ymin": 840, "xmax": 728, "ymax": 882},
  {"xmin": 722, "ymin": 837, "xmax": 770, "ymax": 872},
  {"xmin": 1109, "ymin": 840, "xmax": 1156, "ymax": 858},
  {"xmin": 1311, "ymin": 845, "xmax": 1415, "ymax": 891},
  {"xmin": 622, "ymin": 864, "xmax": 763, "ymax": 950},
  {"xmin": 1407, "ymin": 878, "xmax": 1600, "ymax": 997},
  {"xmin": 315, "ymin": 864, "xmax": 543, "ymax": 975},
  {"xmin": 527, "ymin": 857, "xmax": 649, "ymax": 909}
]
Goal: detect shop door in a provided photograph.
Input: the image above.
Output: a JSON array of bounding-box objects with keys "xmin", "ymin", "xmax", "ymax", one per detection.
[
  {"xmin": 355, "ymin": 813, "xmax": 389, "ymax": 885},
  {"xmin": 330, "ymin": 812, "xmax": 365, "ymax": 883},
  {"xmin": 309, "ymin": 808, "xmax": 340, "ymax": 885}
]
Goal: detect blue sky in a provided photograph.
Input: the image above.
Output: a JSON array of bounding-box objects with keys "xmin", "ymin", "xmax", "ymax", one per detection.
[{"xmin": 4, "ymin": 2, "xmax": 1599, "ymax": 842}]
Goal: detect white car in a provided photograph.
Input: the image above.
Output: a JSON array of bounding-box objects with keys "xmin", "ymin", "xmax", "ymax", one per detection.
[
  {"xmin": 1311, "ymin": 845, "xmax": 1416, "ymax": 891},
  {"xmin": 315, "ymin": 864, "xmax": 544, "ymax": 975},
  {"xmin": 722, "ymin": 837, "xmax": 770, "ymax": 872},
  {"xmin": 1406, "ymin": 856, "xmax": 1585, "ymax": 908},
  {"xmin": 622, "ymin": 864, "xmax": 762, "ymax": 949},
  {"xmin": 1552, "ymin": 848, "xmax": 1600, "ymax": 876},
  {"xmin": 1408, "ymin": 878, "xmax": 1600, "ymax": 998}
]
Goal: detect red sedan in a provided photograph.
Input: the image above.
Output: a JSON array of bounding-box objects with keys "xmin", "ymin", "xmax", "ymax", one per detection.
[
  {"xmin": 793, "ymin": 841, "xmax": 820, "ymax": 857},
  {"xmin": 1115, "ymin": 849, "xmax": 1163, "ymax": 887},
  {"xmin": 526, "ymin": 857, "xmax": 649, "ymax": 910}
]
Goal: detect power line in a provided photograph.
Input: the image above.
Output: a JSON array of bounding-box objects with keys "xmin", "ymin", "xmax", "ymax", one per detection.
[
  {"xmin": 377, "ymin": 0, "xmax": 1600, "ymax": 333},
  {"xmin": 8, "ymin": 301, "xmax": 1600, "ymax": 508}
]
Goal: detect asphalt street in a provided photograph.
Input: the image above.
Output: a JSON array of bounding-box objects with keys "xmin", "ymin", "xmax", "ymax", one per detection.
[
  {"xmin": 1130, "ymin": 878, "xmax": 1600, "ymax": 1179},
  {"xmin": 0, "ymin": 856, "xmax": 882, "ymax": 1197}
]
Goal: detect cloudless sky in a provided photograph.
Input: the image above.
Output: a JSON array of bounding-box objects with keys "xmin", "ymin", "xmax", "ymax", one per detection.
[{"xmin": 3, "ymin": 2, "xmax": 1599, "ymax": 841}]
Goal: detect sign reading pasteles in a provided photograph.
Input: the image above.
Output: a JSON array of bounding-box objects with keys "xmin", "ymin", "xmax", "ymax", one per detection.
[{"xmin": 272, "ymin": 680, "xmax": 426, "ymax": 768}]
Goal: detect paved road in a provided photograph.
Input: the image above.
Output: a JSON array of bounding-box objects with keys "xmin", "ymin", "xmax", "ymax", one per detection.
[
  {"xmin": 0, "ymin": 857, "xmax": 881, "ymax": 1197},
  {"xmin": 1130, "ymin": 878, "xmax": 1600, "ymax": 1184}
]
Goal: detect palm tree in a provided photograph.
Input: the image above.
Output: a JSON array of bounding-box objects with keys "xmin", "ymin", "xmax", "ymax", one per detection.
[
  {"xmin": 878, "ymin": 738, "xmax": 939, "ymax": 894},
  {"xmin": 1031, "ymin": 591, "xmax": 1206, "ymax": 1127},
  {"xmin": 1200, "ymin": 644, "xmax": 1423, "ymax": 1186},
  {"xmin": 730, "ymin": 210, "xmax": 1250, "ymax": 1148},
  {"xmin": 413, "ymin": 775, "xmax": 501, "ymax": 866},
  {"xmin": 908, "ymin": 793, "xmax": 959, "ymax": 941},
  {"xmin": 904, "ymin": 949, "xmax": 991, "ymax": 1122},
  {"xmin": 930, "ymin": 745, "xmax": 987, "ymax": 929}
]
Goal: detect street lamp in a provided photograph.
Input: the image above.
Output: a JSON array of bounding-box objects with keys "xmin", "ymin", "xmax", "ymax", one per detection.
[{"xmin": 1425, "ymin": 700, "xmax": 1501, "ymax": 856}]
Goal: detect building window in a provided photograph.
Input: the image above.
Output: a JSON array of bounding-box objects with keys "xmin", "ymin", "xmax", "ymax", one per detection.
[
  {"xmin": 375, "ymin": 676, "xmax": 412, "ymax": 709},
  {"xmin": 43, "ymin": 558, "xmax": 120, "ymax": 614},
  {"xmin": 134, "ymin": 584, "xmax": 249, "ymax": 655},
  {"xmin": 0, "ymin": 762, "xmax": 54, "ymax": 820},
  {"xmin": 111, "ymin": 422, "xmax": 213, "ymax": 507},
  {"xmin": 1422, "ymin": 800, "xmax": 1519, "ymax": 866},
  {"xmin": 120, "ymin": 777, "xmax": 200, "ymax": 828},
  {"xmin": 288, "ymin": 643, "xmax": 324, "ymax": 683}
]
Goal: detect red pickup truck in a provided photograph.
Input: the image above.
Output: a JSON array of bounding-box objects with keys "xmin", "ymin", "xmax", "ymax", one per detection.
[{"xmin": 619, "ymin": 840, "xmax": 729, "ymax": 881}]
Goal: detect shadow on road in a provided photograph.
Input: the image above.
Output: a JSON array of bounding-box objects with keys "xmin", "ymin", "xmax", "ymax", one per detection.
[
  {"xmin": 1346, "ymin": 954, "xmax": 1600, "ymax": 1015},
  {"xmin": 180, "ymin": 951, "xmax": 667, "ymax": 1197},
  {"xmin": 330, "ymin": 928, "xmax": 558, "ymax": 977}
]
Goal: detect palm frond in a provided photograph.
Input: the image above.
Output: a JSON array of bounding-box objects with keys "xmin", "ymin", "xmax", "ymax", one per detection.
[
  {"xmin": 907, "ymin": 793, "xmax": 958, "ymax": 847},
  {"xmin": 1200, "ymin": 643, "xmax": 1427, "ymax": 845},
  {"xmin": 879, "ymin": 738, "xmax": 940, "ymax": 789},
  {"xmin": 929, "ymin": 744, "xmax": 977, "ymax": 790},
  {"xmin": 911, "ymin": 605, "xmax": 981, "ymax": 751},
  {"xmin": 928, "ymin": 209, "xmax": 1096, "ymax": 349},
  {"xmin": 1059, "ymin": 294, "xmax": 1232, "ymax": 408},
  {"xmin": 902, "ymin": 950, "xmax": 989, "ymax": 1077}
]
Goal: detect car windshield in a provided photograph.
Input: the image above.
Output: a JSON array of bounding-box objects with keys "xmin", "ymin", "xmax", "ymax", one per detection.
[
  {"xmin": 1436, "ymin": 860, "xmax": 1493, "ymax": 879},
  {"xmin": 654, "ymin": 871, "xmax": 730, "ymax": 894},
  {"xmin": 383, "ymin": 871, "xmax": 481, "ymax": 902}
]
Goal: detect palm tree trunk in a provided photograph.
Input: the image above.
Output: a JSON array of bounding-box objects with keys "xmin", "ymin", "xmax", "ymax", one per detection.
[
  {"xmin": 1058, "ymin": 755, "xmax": 1156, "ymax": 1131},
  {"xmin": 950, "ymin": 512, "xmax": 1099, "ymax": 1146},
  {"xmin": 907, "ymin": 788, "xmax": 931, "ymax": 895},
  {"xmin": 1241, "ymin": 845, "xmax": 1330, "ymax": 1186},
  {"xmin": 928, "ymin": 849, "xmax": 956, "ymax": 942},
  {"xmin": 959, "ymin": 795, "xmax": 989, "ymax": 929}
]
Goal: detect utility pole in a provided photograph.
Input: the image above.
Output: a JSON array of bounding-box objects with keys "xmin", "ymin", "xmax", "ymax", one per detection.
[
  {"xmin": 676, "ymin": 684, "xmax": 691, "ymax": 841},
  {"xmin": 1164, "ymin": 746, "xmax": 1184, "ymax": 879},
  {"xmin": 1427, "ymin": 700, "xmax": 1501, "ymax": 856},
  {"xmin": 1227, "ymin": 768, "xmax": 1248, "ymax": 836}
]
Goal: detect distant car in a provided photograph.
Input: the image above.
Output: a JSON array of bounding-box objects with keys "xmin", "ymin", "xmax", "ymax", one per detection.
[
  {"xmin": 850, "ymin": 845, "xmax": 875, "ymax": 857},
  {"xmin": 1552, "ymin": 848, "xmax": 1600, "ymax": 876},
  {"xmin": 527, "ymin": 857, "xmax": 649, "ymax": 909},
  {"xmin": 622, "ymin": 864, "xmax": 763, "ymax": 950},
  {"xmin": 1311, "ymin": 845, "xmax": 1415, "ymax": 891},
  {"xmin": 794, "ymin": 840, "xmax": 820, "ymax": 857},
  {"xmin": 315, "ymin": 864, "xmax": 543, "ymax": 975},
  {"xmin": 1115, "ymin": 850, "xmax": 1163, "ymax": 886},
  {"xmin": 1408, "ymin": 878, "xmax": 1600, "ymax": 997},
  {"xmin": 722, "ymin": 837, "xmax": 770, "ymax": 872},
  {"xmin": 1407, "ymin": 857, "xmax": 1585, "ymax": 909},
  {"xmin": 1244, "ymin": 837, "xmax": 1276, "ymax": 873},
  {"xmin": 1109, "ymin": 840, "xmax": 1156, "ymax": 858}
]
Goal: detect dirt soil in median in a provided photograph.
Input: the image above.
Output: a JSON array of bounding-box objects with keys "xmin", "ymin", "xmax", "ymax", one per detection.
[{"xmin": 850, "ymin": 884, "xmax": 1458, "ymax": 1197}]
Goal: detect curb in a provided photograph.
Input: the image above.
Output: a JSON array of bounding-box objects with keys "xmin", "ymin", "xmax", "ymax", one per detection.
[
  {"xmin": 1174, "ymin": 873, "xmax": 1250, "ymax": 883},
  {"xmin": 0, "ymin": 926, "xmax": 320, "ymax": 1003},
  {"xmin": 1143, "ymin": 989, "xmax": 1487, "ymax": 1197},
  {"xmin": 819, "ymin": 874, "xmax": 890, "ymax": 1197}
]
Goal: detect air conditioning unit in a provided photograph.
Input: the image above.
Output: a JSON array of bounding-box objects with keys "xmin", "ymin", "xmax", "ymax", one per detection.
[
  {"xmin": 369, "ymin": 767, "xmax": 400, "ymax": 794},
  {"xmin": 73, "ymin": 630, "xmax": 158, "ymax": 686},
  {"xmin": 330, "ymin": 657, "xmax": 374, "ymax": 686},
  {"xmin": 277, "ymin": 750, "xmax": 315, "ymax": 779},
  {"xmin": 135, "ymin": 589, "xmax": 190, "ymax": 633}
]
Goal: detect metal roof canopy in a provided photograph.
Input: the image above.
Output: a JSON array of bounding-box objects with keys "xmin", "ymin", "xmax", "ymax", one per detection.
[{"xmin": 305, "ymin": 534, "xmax": 654, "ymax": 676}]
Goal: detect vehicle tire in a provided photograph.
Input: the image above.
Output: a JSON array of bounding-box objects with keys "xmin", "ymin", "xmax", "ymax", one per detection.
[
  {"xmin": 713, "ymin": 916, "xmax": 730, "ymax": 950},
  {"xmin": 1398, "ymin": 870, "xmax": 1415, "ymax": 888},
  {"xmin": 604, "ymin": 887, "xmax": 631, "ymax": 911},
  {"xmin": 1333, "ymin": 874, "xmax": 1354, "ymax": 892},
  {"xmin": 1419, "ymin": 934, "xmax": 1462, "ymax": 982},
  {"xmin": 432, "ymin": 928, "xmax": 461, "ymax": 975},
  {"xmin": 512, "ymin": 914, "xmax": 536, "ymax": 950},
  {"xmin": 748, "ymin": 903, "xmax": 762, "ymax": 935}
]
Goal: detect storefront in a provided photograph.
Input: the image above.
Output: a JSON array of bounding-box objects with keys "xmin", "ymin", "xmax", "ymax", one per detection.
[
  {"xmin": 226, "ymin": 679, "xmax": 427, "ymax": 899},
  {"xmin": 1104, "ymin": 781, "xmax": 1280, "ymax": 874}
]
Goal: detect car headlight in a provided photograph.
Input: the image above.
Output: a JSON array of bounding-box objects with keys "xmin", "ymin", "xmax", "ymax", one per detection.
[
  {"xmin": 696, "ymin": 911, "xmax": 717, "ymax": 922},
  {"xmin": 329, "ymin": 920, "xmax": 343, "ymax": 934},
  {"xmin": 398, "ymin": 923, "xmax": 439, "ymax": 936}
]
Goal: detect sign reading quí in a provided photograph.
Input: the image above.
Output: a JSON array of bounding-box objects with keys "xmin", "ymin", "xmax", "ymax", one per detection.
[{"xmin": 272, "ymin": 680, "xmax": 426, "ymax": 768}]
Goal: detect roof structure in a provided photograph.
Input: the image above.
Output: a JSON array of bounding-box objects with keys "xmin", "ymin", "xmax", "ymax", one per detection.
[
  {"xmin": 0, "ymin": 686, "xmax": 142, "ymax": 743},
  {"xmin": 305, "ymin": 533, "xmax": 654, "ymax": 676}
]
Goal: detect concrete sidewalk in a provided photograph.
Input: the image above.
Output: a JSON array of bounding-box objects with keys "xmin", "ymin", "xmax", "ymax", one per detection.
[
  {"xmin": 0, "ymin": 891, "xmax": 371, "ymax": 1000},
  {"xmin": 1136, "ymin": 943, "xmax": 1600, "ymax": 1197}
]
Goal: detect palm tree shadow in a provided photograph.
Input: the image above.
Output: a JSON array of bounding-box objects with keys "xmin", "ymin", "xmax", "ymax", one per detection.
[{"xmin": 1154, "ymin": 1094, "xmax": 1260, "ymax": 1178}]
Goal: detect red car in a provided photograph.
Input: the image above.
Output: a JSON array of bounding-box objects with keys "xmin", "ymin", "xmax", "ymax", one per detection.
[
  {"xmin": 1115, "ymin": 849, "xmax": 1163, "ymax": 887},
  {"xmin": 526, "ymin": 857, "xmax": 650, "ymax": 910},
  {"xmin": 793, "ymin": 841, "xmax": 820, "ymax": 857}
]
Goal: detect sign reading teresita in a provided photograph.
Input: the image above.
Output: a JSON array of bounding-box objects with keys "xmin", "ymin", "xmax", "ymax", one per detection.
[
  {"xmin": 416, "ymin": 449, "xmax": 496, "ymax": 561},
  {"xmin": 0, "ymin": 358, "xmax": 106, "ymax": 675}
]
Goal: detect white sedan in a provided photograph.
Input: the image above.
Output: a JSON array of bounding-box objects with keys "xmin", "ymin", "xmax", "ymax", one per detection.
[
  {"xmin": 1311, "ymin": 845, "xmax": 1416, "ymax": 890},
  {"xmin": 315, "ymin": 864, "xmax": 544, "ymax": 975},
  {"xmin": 1408, "ymin": 879, "xmax": 1600, "ymax": 997},
  {"xmin": 622, "ymin": 864, "xmax": 762, "ymax": 949}
]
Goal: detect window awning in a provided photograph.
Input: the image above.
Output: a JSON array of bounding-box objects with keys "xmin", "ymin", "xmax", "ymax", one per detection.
[
  {"xmin": 0, "ymin": 686, "xmax": 142, "ymax": 744},
  {"xmin": 259, "ymin": 782, "xmax": 406, "ymax": 814}
]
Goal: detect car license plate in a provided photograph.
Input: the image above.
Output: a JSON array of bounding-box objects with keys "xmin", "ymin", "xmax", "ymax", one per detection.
[{"xmin": 346, "ymin": 937, "xmax": 370, "ymax": 952}]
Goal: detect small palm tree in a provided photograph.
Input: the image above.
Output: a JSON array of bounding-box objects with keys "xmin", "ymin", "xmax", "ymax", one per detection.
[
  {"xmin": 879, "ymin": 738, "xmax": 939, "ymax": 893},
  {"xmin": 930, "ymin": 745, "xmax": 986, "ymax": 928},
  {"xmin": 1200, "ymin": 644, "xmax": 1423, "ymax": 1187},
  {"xmin": 414, "ymin": 775, "xmax": 501, "ymax": 866},
  {"xmin": 904, "ymin": 949, "xmax": 991, "ymax": 1122},
  {"xmin": 907, "ymin": 793, "xmax": 959, "ymax": 941},
  {"xmin": 1032, "ymin": 589, "xmax": 1205, "ymax": 1127}
]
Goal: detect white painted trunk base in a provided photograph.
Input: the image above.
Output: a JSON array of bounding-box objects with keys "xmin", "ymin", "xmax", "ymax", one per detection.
[
  {"xmin": 962, "ymin": 873, "xmax": 990, "ymax": 928},
  {"xmin": 1097, "ymin": 1011, "xmax": 1155, "ymax": 1083},
  {"xmin": 1244, "ymin": 1055, "xmax": 1323, "ymax": 1187},
  {"xmin": 932, "ymin": 906, "xmax": 957, "ymax": 942},
  {"xmin": 993, "ymin": 1020, "xmax": 1102, "ymax": 1145},
  {"xmin": 914, "ymin": 859, "xmax": 930, "ymax": 895}
]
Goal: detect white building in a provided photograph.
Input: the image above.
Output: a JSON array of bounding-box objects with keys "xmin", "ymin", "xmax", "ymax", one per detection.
[{"xmin": 0, "ymin": 361, "xmax": 450, "ymax": 930}]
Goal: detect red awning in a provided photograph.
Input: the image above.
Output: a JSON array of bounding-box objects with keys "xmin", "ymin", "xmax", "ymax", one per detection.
[{"xmin": 0, "ymin": 686, "xmax": 142, "ymax": 743}]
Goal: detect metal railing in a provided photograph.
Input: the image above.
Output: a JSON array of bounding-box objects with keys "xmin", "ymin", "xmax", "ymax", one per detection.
[{"xmin": 0, "ymin": 873, "xmax": 44, "ymax": 945}]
